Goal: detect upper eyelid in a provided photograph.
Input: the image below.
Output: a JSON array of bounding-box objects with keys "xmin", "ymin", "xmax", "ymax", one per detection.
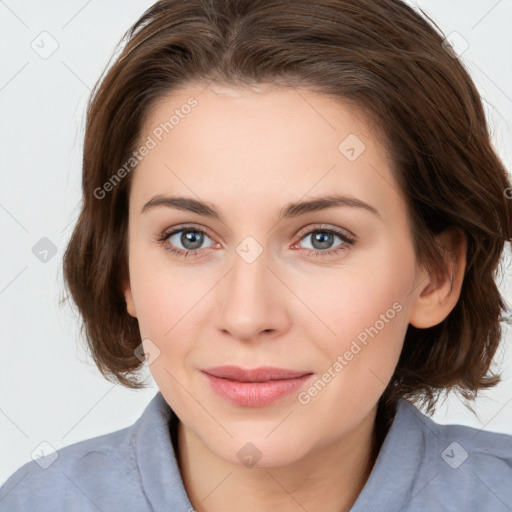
[
  {"xmin": 164, "ymin": 224, "xmax": 214, "ymax": 240},
  {"xmin": 295, "ymin": 223, "xmax": 355, "ymax": 241}
]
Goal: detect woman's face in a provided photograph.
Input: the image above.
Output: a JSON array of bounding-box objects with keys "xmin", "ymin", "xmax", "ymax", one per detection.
[{"xmin": 124, "ymin": 83, "xmax": 426, "ymax": 467}]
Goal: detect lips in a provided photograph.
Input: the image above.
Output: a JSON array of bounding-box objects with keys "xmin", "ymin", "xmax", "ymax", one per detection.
[
  {"xmin": 201, "ymin": 365, "xmax": 314, "ymax": 407},
  {"xmin": 201, "ymin": 365, "xmax": 311, "ymax": 382}
]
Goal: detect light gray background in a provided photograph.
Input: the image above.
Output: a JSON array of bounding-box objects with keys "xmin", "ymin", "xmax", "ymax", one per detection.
[{"xmin": 1, "ymin": 0, "xmax": 511, "ymax": 486}]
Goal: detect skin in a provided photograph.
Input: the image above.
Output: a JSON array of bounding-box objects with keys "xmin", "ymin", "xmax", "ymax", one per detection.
[{"xmin": 123, "ymin": 83, "xmax": 466, "ymax": 512}]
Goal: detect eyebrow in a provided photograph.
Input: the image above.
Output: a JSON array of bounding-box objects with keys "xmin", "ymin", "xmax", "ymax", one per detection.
[{"xmin": 140, "ymin": 193, "xmax": 381, "ymax": 221}]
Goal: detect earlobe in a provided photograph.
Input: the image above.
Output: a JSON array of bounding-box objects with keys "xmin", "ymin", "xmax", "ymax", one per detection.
[
  {"xmin": 409, "ymin": 227, "xmax": 467, "ymax": 329},
  {"xmin": 123, "ymin": 280, "xmax": 137, "ymax": 318}
]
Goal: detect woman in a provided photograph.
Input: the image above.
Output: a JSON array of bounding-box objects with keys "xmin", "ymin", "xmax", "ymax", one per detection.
[{"xmin": 1, "ymin": 1, "xmax": 511, "ymax": 510}]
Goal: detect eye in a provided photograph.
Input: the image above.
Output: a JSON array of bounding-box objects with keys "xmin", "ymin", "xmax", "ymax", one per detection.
[
  {"xmin": 157, "ymin": 226, "xmax": 217, "ymax": 258},
  {"xmin": 157, "ymin": 224, "xmax": 356, "ymax": 259},
  {"xmin": 293, "ymin": 226, "xmax": 355, "ymax": 258}
]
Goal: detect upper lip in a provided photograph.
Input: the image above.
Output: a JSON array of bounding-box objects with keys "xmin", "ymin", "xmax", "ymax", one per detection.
[{"xmin": 202, "ymin": 365, "xmax": 312, "ymax": 382}]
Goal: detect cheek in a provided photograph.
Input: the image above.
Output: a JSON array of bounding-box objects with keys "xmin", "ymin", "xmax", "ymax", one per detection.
[
  {"xmin": 303, "ymin": 250, "xmax": 413, "ymax": 396},
  {"xmin": 130, "ymin": 263, "xmax": 196, "ymax": 390},
  {"xmin": 128, "ymin": 250, "xmax": 195, "ymax": 340},
  {"xmin": 311, "ymin": 266, "xmax": 410, "ymax": 350}
]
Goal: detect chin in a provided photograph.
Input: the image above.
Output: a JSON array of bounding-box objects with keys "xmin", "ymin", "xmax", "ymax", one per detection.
[{"xmin": 208, "ymin": 433, "xmax": 311, "ymax": 469}]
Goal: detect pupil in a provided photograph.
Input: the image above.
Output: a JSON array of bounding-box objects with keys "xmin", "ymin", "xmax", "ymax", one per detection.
[
  {"xmin": 313, "ymin": 231, "xmax": 332, "ymax": 249},
  {"xmin": 183, "ymin": 231, "xmax": 203, "ymax": 250}
]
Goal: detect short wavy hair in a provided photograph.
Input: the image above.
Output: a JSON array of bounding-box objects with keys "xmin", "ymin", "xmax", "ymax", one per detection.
[{"xmin": 62, "ymin": 0, "xmax": 512, "ymax": 416}]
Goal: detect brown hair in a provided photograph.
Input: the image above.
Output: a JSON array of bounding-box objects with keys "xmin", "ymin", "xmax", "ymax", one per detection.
[{"xmin": 62, "ymin": 0, "xmax": 512, "ymax": 415}]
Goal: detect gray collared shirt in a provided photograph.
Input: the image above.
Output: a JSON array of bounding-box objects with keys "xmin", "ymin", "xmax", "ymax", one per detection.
[{"xmin": 1, "ymin": 391, "xmax": 511, "ymax": 511}]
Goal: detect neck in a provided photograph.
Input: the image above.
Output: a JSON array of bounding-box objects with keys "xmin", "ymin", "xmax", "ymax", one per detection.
[{"xmin": 171, "ymin": 401, "xmax": 392, "ymax": 512}]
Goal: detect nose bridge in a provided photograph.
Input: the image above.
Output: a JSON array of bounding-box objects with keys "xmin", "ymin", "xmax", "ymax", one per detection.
[{"xmin": 216, "ymin": 238, "xmax": 288, "ymax": 340}]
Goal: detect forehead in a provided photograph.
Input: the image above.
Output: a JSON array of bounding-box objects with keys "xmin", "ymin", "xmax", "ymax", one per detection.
[{"xmin": 131, "ymin": 83, "xmax": 400, "ymax": 218}]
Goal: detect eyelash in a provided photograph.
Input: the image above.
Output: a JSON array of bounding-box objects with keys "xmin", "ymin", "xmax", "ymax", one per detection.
[{"xmin": 156, "ymin": 224, "xmax": 356, "ymax": 259}]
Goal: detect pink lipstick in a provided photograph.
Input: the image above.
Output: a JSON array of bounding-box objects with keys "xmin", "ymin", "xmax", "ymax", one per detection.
[{"xmin": 201, "ymin": 365, "xmax": 314, "ymax": 407}]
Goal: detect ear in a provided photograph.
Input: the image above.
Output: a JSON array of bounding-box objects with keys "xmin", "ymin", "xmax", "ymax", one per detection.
[
  {"xmin": 123, "ymin": 278, "xmax": 137, "ymax": 318},
  {"xmin": 409, "ymin": 227, "xmax": 467, "ymax": 329}
]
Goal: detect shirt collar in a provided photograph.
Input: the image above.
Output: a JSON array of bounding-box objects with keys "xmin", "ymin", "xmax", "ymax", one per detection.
[
  {"xmin": 133, "ymin": 392, "xmax": 426, "ymax": 512},
  {"xmin": 133, "ymin": 391, "xmax": 194, "ymax": 511},
  {"xmin": 350, "ymin": 398, "xmax": 434, "ymax": 511}
]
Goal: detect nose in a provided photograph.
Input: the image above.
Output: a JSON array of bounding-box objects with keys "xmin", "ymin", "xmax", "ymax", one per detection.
[{"xmin": 215, "ymin": 246, "xmax": 291, "ymax": 342}]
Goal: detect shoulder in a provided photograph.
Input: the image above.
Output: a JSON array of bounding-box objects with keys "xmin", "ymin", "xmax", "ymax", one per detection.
[
  {"xmin": 1, "ymin": 392, "xmax": 192, "ymax": 512},
  {"xmin": 0, "ymin": 424, "xmax": 149, "ymax": 512},
  {"xmin": 397, "ymin": 399, "xmax": 512, "ymax": 511}
]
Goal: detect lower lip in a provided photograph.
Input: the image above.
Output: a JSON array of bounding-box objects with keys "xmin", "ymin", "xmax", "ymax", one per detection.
[{"xmin": 202, "ymin": 372, "xmax": 314, "ymax": 407}]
